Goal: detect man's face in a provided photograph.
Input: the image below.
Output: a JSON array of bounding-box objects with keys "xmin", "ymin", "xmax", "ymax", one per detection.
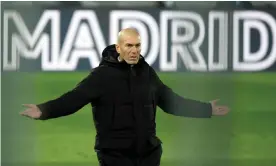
[{"xmin": 116, "ymin": 35, "xmax": 141, "ymax": 65}]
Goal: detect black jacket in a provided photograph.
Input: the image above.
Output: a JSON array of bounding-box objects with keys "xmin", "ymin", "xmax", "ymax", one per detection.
[{"xmin": 37, "ymin": 44, "xmax": 212, "ymax": 152}]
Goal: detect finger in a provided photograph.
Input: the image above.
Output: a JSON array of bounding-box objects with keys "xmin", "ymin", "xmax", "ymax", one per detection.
[
  {"xmin": 20, "ymin": 108, "xmax": 33, "ymax": 114},
  {"xmin": 218, "ymin": 106, "xmax": 229, "ymax": 111},
  {"xmin": 219, "ymin": 109, "xmax": 230, "ymax": 115},
  {"xmin": 20, "ymin": 110, "xmax": 30, "ymax": 116},
  {"xmin": 211, "ymin": 99, "xmax": 220, "ymax": 104},
  {"xmin": 20, "ymin": 112, "xmax": 29, "ymax": 117},
  {"xmin": 21, "ymin": 113, "xmax": 34, "ymax": 119},
  {"xmin": 22, "ymin": 104, "xmax": 34, "ymax": 108},
  {"xmin": 20, "ymin": 110, "xmax": 35, "ymax": 119},
  {"xmin": 213, "ymin": 107, "xmax": 229, "ymax": 114},
  {"xmin": 224, "ymin": 107, "xmax": 230, "ymax": 112}
]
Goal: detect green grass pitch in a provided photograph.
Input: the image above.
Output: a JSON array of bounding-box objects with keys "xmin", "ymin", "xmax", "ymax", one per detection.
[{"xmin": 9, "ymin": 72, "xmax": 276, "ymax": 166}]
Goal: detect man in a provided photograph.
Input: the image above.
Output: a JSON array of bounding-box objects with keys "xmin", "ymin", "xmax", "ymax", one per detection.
[{"xmin": 20, "ymin": 28, "xmax": 230, "ymax": 166}]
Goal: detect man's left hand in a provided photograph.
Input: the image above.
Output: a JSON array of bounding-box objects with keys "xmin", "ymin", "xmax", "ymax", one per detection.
[{"xmin": 210, "ymin": 99, "xmax": 230, "ymax": 116}]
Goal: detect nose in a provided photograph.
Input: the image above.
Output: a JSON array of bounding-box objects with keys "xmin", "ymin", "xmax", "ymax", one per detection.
[{"xmin": 131, "ymin": 47, "xmax": 138, "ymax": 54}]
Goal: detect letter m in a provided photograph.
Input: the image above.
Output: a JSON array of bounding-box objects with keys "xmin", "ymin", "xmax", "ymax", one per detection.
[{"xmin": 3, "ymin": 10, "xmax": 60, "ymax": 71}]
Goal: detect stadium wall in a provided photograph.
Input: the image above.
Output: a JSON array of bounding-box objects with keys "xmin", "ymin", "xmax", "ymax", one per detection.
[{"xmin": 1, "ymin": 7, "xmax": 276, "ymax": 72}]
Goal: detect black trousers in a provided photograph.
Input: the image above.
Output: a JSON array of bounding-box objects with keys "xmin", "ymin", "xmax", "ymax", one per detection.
[{"xmin": 96, "ymin": 145, "xmax": 162, "ymax": 166}]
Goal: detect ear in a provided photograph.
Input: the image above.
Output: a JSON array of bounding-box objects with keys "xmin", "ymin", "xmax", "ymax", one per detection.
[{"xmin": 115, "ymin": 44, "xmax": 120, "ymax": 54}]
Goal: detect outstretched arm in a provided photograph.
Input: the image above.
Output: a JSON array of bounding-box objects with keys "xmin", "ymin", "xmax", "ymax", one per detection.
[
  {"xmin": 150, "ymin": 67, "xmax": 212, "ymax": 118},
  {"xmin": 24, "ymin": 68, "xmax": 103, "ymax": 120}
]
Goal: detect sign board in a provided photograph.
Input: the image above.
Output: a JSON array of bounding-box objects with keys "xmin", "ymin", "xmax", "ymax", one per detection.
[{"xmin": 2, "ymin": 7, "xmax": 276, "ymax": 72}]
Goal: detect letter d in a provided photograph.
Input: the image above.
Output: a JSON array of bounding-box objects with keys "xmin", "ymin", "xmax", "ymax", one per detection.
[{"xmin": 233, "ymin": 11, "xmax": 276, "ymax": 71}]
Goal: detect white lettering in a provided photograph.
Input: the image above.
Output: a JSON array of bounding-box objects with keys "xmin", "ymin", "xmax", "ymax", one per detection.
[
  {"xmin": 160, "ymin": 11, "xmax": 206, "ymax": 71},
  {"xmin": 233, "ymin": 11, "xmax": 276, "ymax": 71},
  {"xmin": 74, "ymin": 23, "xmax": 94, "ymax": 49},
  {"xmin": 3, "ymin": 10, "xmax": 276, "ymax": 72},
  {"xmin": 171, "ymin": 20, "xmax": 195, "ymax": 70},
  {"xmin": 3, "ymin": 10, "xmax": 107, "ymax": 71},
  {"xmin": 244, "ymin": 20, "xmax": 268, "ymax": 62},
  {"xmin": 69, "ymin": 22, "xmax": 98, "ymax": 70},
  {"xmin": 59, "ymin": 11, "xmax": 106, "ymax": 70},
  {"xmin": 208, "ymin": 11, "xmax": 228, "ymax": 71},
  {"xmin": 3, "ymin": 10, "xmax": 59, "ymax": 70}
]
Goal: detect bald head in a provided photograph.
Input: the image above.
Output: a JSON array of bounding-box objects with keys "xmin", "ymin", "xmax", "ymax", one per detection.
[
  {"xmin": 115, "ymin": 28, "xmax": 141, "ymax": 65},
  {"xmin": 117, "ymin": 28, "xmax": 140, "ymax": 44}
]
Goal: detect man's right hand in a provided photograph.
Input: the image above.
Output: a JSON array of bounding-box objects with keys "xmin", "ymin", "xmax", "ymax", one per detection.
[{"xmin": 20, "ymin": 104, "xmax": 42, "ymax": 119}]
